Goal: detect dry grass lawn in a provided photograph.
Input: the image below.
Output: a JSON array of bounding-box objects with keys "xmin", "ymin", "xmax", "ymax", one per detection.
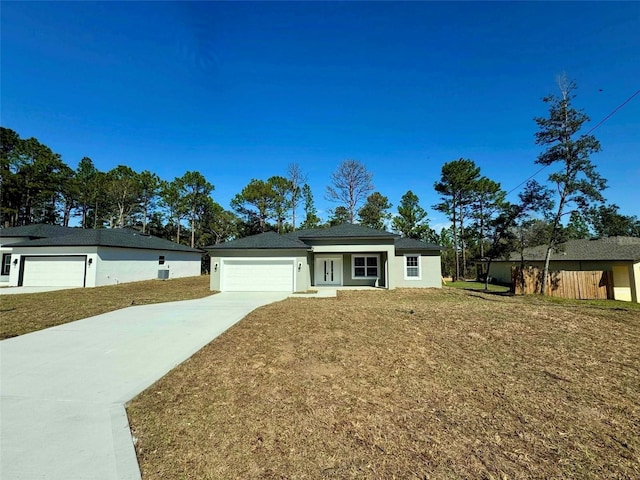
[
  {"xmin": 128, "ymin": 288, "xmax": 640, "ymax": 479},
  {"xmin": 0, "ymin": 275, "xmax": 211, "ymax": 339}
]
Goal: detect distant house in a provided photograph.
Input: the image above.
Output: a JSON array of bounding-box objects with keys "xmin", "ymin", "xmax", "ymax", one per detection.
[
  {"xmin": 487, "ymin": 236, "xmax": 640, "ymax": 303},
  {"xmin": 0, "ymin": 225, "xmax": 202, "ymax": 288},
  {"xmin": 205, "ymin": 223, "xmax": 443, "ymax": 292}
]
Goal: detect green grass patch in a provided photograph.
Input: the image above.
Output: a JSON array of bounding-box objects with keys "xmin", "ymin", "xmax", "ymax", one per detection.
[{"xmin": 0, "ymin": 276, "xmax": 212, "ymax": 339}]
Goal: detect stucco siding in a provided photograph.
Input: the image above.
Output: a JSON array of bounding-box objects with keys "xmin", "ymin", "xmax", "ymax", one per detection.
[
  {"xmin": 1, "ymin": 248, "xmax": 12, "ymax": 283},
  {"xmin": 8, "ymin": 246, "xmax": 99, "ymax": 287},
  {"xmin": 390, "ymin": 252, "xmax": 442, "ymax": 288},
  {"xmin": 209, "ymin": 249, "xmax": 309, "ymax": 292},
  {"xmin": 0, "ymin": 238, "xmax": 30, "ymax": 284},
  {"xmin": 95, "ymin": 247, "xmax": 201, "ymax": 286},
  {"xmin": 342, "ymin": 253, "xmax": 387, "ymax": 287},
  {"xmin": 612, "ymin": 265, "xmax": 632, "ymax": 302},
  {"xmin": 632, "ymin": 262, "xmax": 640, "ymax": 303}
]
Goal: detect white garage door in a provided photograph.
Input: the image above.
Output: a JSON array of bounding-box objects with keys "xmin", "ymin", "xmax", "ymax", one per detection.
[
  {"xmin": 22, "ymin": 256, "xmax": 86, "ymax": 287},
  {"xmin": 222, "ymin": 259, "xmax": 294, "ymax": 292}
]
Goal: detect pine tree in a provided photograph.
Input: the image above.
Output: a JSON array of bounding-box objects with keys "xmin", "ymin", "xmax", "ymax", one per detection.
[{"xmin": 534, "ymin": 77, "xmax": 605, "ymax": 294}]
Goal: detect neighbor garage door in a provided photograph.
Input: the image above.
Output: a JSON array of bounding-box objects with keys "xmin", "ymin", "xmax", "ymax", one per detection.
[
  {"xmin": 222, "ymin": 259, "xmax": 294, "ymax": 292},
  {"xmin": 21, "ymin": 256, "xmax": 86, "ymax": 287}
]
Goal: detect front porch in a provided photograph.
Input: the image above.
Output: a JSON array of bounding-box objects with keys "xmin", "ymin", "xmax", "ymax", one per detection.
[{"xmin": 310, "ymin": 250, "xmax": 391, "ymax": 289}]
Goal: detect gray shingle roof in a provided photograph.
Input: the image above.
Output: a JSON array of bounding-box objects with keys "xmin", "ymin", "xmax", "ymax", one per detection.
[
  {"xmin": 205, "ymin": 231, "xmax": 309, "ymax": 250},
  {"xmin": 394, "ymin": 237, "xmax": 442, "ymax": 251},
  {"xmin": 5, "ymin": 226, "xmax": 202, "ymax": 253},
  {"xmin": 287, "ymin": 223, "xmax": 398, "ymax": 240},
  {"xmin": 206, "ymin": 226, "xmax": 444, "ymax": 252},
  {"xmin": 0, "ymin": 224, "xmax": 75, "ymax": 239},
  {"xmin": 506, "ymin": 236, "xmax": 640, "ymax": 262}
]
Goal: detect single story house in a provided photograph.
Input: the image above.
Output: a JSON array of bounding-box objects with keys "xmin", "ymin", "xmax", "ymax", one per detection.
[
  {"xmin": 487, "ymin": 236, "xmax": 640, "ymax": 303},
  {"xmin": 0, "ymin": 224, "xmax": 202, "ymax": 288},
  {"xmin": 205, "ymin": 223, "xmax": 442, "ymax": 292}
]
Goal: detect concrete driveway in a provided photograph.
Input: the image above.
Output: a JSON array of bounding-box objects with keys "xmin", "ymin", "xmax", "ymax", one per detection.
[{"xmin": 0, "ymin": 291, "xmax": 288, "ymax": 480}]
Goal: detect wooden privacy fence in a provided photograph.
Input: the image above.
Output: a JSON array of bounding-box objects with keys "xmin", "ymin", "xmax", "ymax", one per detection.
[{"xmin": 512, "ymin": 266, "xmax": 613, "ymax": 300}]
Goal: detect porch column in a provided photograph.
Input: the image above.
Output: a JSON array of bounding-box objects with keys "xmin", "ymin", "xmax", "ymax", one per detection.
[
  {"xmin": 632, "ymin": 262, "xmax": 639, "ymax": 303},
  {"xmin": 385, "ymin": 253, "xmax": 389, "ymax": 289}
]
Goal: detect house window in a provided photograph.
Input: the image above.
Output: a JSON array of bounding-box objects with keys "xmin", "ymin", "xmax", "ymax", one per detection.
[
  {"xmin": 352, "ymin": 255, "xmax": 379, "ymax": 278},
  {"xmin": 158, "ymin": 255, "xmax": 165, "ymax": 265},
  {"xmin": 1, "ymin": 253, "xmax": 11, "ymax": 276},
  {"xmin": 405, "ymin": 254, "xmax": 421, "ymax": 280}
]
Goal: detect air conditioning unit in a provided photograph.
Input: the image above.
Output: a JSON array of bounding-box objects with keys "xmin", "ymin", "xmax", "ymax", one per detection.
[{"xmin": 158, "ymin": 269, "xmax": 169, "ymax": 280}]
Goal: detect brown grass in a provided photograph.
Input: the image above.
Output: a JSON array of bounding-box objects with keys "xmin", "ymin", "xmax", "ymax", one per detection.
[
  {"xmin": 0, "ymin": 275, "xmax": 212, "ymax": 339},
  {"xmin": 128, "ymin": 288, "xmax": 640, "ymax": 479}
]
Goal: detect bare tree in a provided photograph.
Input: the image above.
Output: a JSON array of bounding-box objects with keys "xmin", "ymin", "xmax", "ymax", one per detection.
[
  {"xmin": 287, "ymin": 163, "xmax": 307, "ymax": 229},
  {"xmin": 325, "ymin": 159, "xmax": 374, "ymax": 224}
]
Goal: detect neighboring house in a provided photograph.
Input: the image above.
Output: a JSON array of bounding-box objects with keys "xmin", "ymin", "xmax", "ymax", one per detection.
[
  {"xmin": 0, "ymin": 225, "xmax": 202, "ymax": 288},
  {"xmin": 487, "ymin": 236, "xmax": 640, "ymax": 303},
  {"xmin": 205, "ymin": 223, "xmax": 442, "ymax": 292}
]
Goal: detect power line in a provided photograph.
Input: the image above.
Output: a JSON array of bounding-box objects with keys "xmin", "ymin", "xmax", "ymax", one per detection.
[
  {"xmin": 506, "ymin": 88, "xmax": 640, "ymax": 196},
  {"xmin": 584, "ymin": 89, "xmax": 640, "ymax": 136}
]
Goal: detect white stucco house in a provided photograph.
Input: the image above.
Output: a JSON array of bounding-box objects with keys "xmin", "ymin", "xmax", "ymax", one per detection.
[
  {"xmin": 0, "ymin": 224, "xmax": 202, "ymax": 288},
  {"xmin": 205, "ymin": 223, "xmax": 443, "ymax": 292}
]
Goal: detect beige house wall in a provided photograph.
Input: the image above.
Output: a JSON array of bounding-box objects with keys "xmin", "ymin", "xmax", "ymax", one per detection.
[
  {"xmin": 489, "ymin": 259, "xmax": 639, "ymax": 303},
  {"xmin": 632, "ymin": 262, "xmax": 640, "ymax": 303},
  {"xmin": 612, "ymin": 265, "xmax": 632, "ymax": 302},
  {"xmin": 308, "ymin": 243, "xmax": 395, "ymax": 288},
  {"xmin": 209, "ymin": 249, "xmax": 310, "ymax": 292},
  {"xmin": 392, "ymin": 251, "xmax": 442, "ymax": 288},
  {"xmin": 210, "ymin": 244, "xmax": 443, "ymax": 291}
]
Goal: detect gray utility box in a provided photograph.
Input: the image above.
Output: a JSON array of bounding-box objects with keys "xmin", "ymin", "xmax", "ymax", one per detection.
[{"xmin": 157, "ymin": 269, "xmax": 170, "ymax": 280}]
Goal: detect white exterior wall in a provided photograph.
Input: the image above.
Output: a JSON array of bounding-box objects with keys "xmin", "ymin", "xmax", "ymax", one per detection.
[
  {"xmin": 8, "ymin": 246, "xmax": 99, "ymax": 287},
  {"xmin": 391, "ymin": 253, "xmax": 442, "ymax": 288},
  {"xmin": 95, "ymin": 247, "xmax": 201, "ymax": 286},
  {"xmin": 0, "ymin": 237, "xmax": 30, "ymax": 283},
  {"xmin": 1, "ymin": 248, "xmax": 12, "ymax": 283}
]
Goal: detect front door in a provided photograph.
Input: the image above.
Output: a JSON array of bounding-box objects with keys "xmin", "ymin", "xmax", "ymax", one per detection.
[{"xmin": 315, "ymin": 257, "xmax": 342, "ymax": 285}]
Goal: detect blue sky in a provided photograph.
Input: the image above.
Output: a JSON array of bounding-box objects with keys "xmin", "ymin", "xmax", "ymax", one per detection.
[{"xmin": 2, "ymin": 1, "xmax": 639, "ymax": 229}]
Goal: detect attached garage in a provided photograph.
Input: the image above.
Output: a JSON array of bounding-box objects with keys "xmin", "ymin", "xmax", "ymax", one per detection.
[
  {"xmin": 222, "ymin": 259, "xmax": 294, "ymax": 292},
  {"xmin": 2, "ymin": 225, "xmax": 203, "ymax": 289},
  {"xmin": 20, "ymin": 256, "xmax": 86, "ymax": 287}
]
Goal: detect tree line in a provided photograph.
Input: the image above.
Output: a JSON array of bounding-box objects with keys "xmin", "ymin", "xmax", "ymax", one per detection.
[
  {"xmin": 2, "ymin": 78, "xmax": 638, "ymax": 291},
  {"xmin": 0, "ymin": 129, "xmax": 441, "ymax": 249},
  {"xmin": 432, "ymin": 77, "xmax": 639, "ymax": 287}
]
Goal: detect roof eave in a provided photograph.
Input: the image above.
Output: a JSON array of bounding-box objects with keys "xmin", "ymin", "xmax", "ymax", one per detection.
[{"xmin": 299, "ymin": 235, "xmax": 397, "ymax": 241}]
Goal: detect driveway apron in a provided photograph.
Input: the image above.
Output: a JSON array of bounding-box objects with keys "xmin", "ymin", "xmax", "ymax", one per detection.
[{"xmin": 0, "ymin": 291, "xmax": 288, "ymax": 480}]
